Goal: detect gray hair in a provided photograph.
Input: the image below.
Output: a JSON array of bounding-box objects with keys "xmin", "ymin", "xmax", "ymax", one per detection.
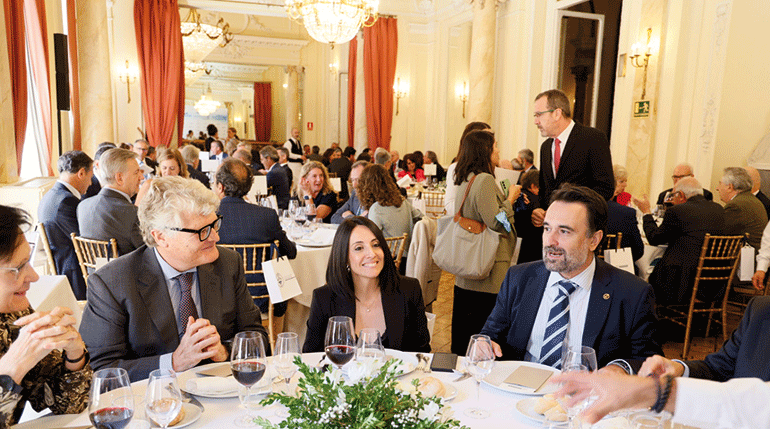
[
  {"xmin": 518, "ymin": 148, "xmax": 534, "ymax": 165},
  {"xmin": 351, "ymin": 160, "xmax": 370, "ymax": 170},
  {"xmin": 374, "ymin": 147, "xmax": 391, "ymax": 165},
  {"xmin": 722, "ymin": 167, "xmax": 753, "ymax": 192},
  {"xmin": 613, "ymin": 164, "xmax": 628, "ymax": 182},
  {"xmin": 260, "ymin": 145, "xmax": 279, "ymax": 162},
  {"xmin": 535, "ymin": 89, "xmax": 572, "ymax": 118},
  {"xmin": 99, "ymin": 148, "xmax": 139, "ymax": 186},
  {"xmin": 673, "ymin": 177, "xmax": 703, "ymax": 198},
  {"xmin": 138, "ymin": 176, "xmax": 219, "ymax": 247},
  {"xmin": 180, "ymin": 145, "xmax": 200, "ymax": 165}
]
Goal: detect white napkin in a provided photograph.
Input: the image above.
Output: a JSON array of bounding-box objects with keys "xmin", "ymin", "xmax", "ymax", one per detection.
[
  {"xmin": 307, "ymin": 228, "xmax": 336, "ymax": 245},
  {"xmin": 397, "ymin": 175, "xmax": 412, "ymax": 188},
  {"xmin": 185, "ymin": 377, "xmax": 240, "ymax": 395}
]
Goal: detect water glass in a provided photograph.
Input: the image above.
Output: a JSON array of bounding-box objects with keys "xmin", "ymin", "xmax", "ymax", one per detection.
[
  {"xmin": 464, "ymin": 334, "xmax": 495, "ymax": 419},
  {"xmin": 274, "ymin": 332, "xmax": 300, "ymax": 393},
  {"xmin": 144, "ymin": 369, "xmax": 182, "ymax": 429},
  {"xmin": 356, "ymin": 328, "xmax": 385, "ymax": 364},
  {"xmin": 89, "ymin": 368, "xmax": 134, "ymax": 429}
]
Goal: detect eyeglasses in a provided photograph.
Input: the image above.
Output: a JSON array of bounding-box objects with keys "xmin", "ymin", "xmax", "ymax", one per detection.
[
  {"xmin": 533, "ymin": 109, "xmax": 556, "ymax": 118},
  {"xmin": 672, "ymin": 174, "xmax": 693, "ymax": 180},
  {"xmin": 0, "ymin": 259, "xmax": 31, "ymax": 281},
  {"xmin": 168, "ymin": 215, "xmax": 223, "ymax": 241}
]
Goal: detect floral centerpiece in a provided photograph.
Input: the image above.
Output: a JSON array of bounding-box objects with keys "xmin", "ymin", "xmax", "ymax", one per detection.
[{"xmin": 255, "ymin": 357, "xmax": 469, "ymax": 429}]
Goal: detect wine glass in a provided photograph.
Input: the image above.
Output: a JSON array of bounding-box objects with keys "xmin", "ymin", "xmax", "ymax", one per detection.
[
  {"xmin": 294, "ymin": 206, "xmax": 307, "ymax": 227},
  {"xmin": 560, "ymin": 346, "xmax": 598, "ymax": 429},
  {"xmin": 231, "ymin": 331, "xmax": 268, "ymax": 427},
  {"xmin": 324, "ymin": 316, "xmax": 356, "ymax": 370},
  {"xmin": 89, "ymin": 368, "xmax": 135, "ymax": 429},
  {"xmin": 144, "ymin": 369, "xmax": 182, "ymax": 429},
  {"xmin": 274, "ymin": 332, "xmax": 300, "ymax": 394},
  {"xmin": 356, "ymin": 328, "xmax": 385, "ymax": 365},
  {"xmin": 464, "ymin": 334, "xmax": 495, "ymax": 419}
]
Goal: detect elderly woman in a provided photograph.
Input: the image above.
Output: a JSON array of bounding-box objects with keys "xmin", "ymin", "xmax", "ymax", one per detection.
[
  {"xmin": 303, "ymin": 217, "xmax": 430, "ymax": 353},
  {"xmin": 0, "ymin": 205, "xmax": 92, "ymax": 426},
  {"xmin": 612, "ymin": 164, "xmax": 632, "ymax": 206},
  {"xmin": 135, "ymin": 148, "xmax": 189, "ymax": 205},
  {"xmin": 296, "ymin": 161, "xmax": 338, "ymax": 223},
  {"xmin": 449, "ymin": 129, "xmax": 519, "ymax": 355},
  {"xmin": 398, "ymin": 153, "xmax": 426, "ymax": 182}
]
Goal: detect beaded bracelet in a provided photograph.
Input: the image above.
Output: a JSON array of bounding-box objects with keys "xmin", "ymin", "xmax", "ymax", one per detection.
[{"xmin": 651, "ymin": 375, "xmax": 673, "ymax": 413}]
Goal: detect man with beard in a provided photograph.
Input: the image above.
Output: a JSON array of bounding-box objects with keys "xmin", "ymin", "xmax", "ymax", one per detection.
[{"xmin": 479, "ymin": 185, "xmax": 661, "ymax": 373}]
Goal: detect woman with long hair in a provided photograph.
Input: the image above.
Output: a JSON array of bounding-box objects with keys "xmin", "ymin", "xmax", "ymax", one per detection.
[
  {"xmin": 296, "ymin": 161, "xmax": 338, "ymax": 223},
  {"xmin": 444, "ymin": 121, "xmax": 491, "ymax": 213},
  {"xmin": 397, "ymin": 153, "xmax": 426, "ymax": 182}
]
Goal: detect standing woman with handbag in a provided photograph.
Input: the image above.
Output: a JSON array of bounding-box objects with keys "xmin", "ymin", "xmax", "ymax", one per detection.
[{"xmin": 449, "ymin": 129, "xmax": 520, "ymax": 355}]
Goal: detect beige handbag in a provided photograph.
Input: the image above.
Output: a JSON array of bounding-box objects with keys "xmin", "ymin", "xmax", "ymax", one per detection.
[{"xmin": 432, "ymin": 175, "xmax": 500, "ymax": 280}]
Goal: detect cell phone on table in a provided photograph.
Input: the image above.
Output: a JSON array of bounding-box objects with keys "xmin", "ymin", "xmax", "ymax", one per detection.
[{"xmin": 429, "ymin": 352, "xmax": 458, "ymax": 372}]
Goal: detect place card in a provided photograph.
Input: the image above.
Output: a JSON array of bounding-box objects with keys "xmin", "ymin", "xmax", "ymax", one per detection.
[
  {"xmin": 196, "ymin": 364, "xmax": 232, "ymax": 377},
  {"xmin": 423, "ymin": 164, "xmax": 437, "ymax": 176},
  {"xmin": 503, "ymin": 366, "xmax": 554, "ymax": 392}
]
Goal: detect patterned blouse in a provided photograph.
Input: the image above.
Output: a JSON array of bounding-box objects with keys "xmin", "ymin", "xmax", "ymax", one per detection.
[{"xmin": 0, "ymin": 308, "xmax": 92, "ymax": 427}]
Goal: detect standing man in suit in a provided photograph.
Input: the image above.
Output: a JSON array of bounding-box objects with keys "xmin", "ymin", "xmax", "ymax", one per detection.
[
  {"xmin": 656, "ymin": 163, "xmax": 714, "ymax": 205},
  {"xmin": 260, "ymin": 145, "xmax": 290, "ymax": 209},
  {"xmin": 38, "ymin": 151, "xmax": 93, "ymax": 300},
  {"xmin": 215, "ymin": 159, "xmax": 297, "ymax": 321},
  {"xmin": 635, "ymin": 177, "xmax": 725, "ymax": 305},
  {"xmin": 77, "ymin": 148, "xmax": 144, "ymax": 256},
  {"xmin": 531, "ymin": 89, "xmax": 614, "ymax": 228},
  {"xmin": 284, "ymin": 127, "xmax": 305, "ymax": 164},
  {"xmin": 744, "ymin": 166, "xmax": 770, "ymax": 219},
  {"xmin": 514, "ymin": 148, "xmax": 537, "ymax": 185},
  {"xmin": 717, "ymin": 167, "xmax": 768, "ymax": 249},
  {"xmin": 480, "ymin": 185, "xmax": 661, "ymax": 372},
  {"xmin": 80, "ymin": 176, "xmax": 266, "ymax": 382}
]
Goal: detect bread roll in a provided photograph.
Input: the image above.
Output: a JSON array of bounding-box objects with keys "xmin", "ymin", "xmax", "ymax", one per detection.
[
  {"xmin": 417, "ymin": 377, "xmax": 446, "ymax": 398},
  {"xmin": 544, "ymin": 405, "xmax": 567, "ymax": 422},
  {"xmin": 150, "ymin": 405, "xmax": 185, "ymax": 427},
  {"xmin": 534, "ymin": 394, "xmax": 559, "ymax": 415}
]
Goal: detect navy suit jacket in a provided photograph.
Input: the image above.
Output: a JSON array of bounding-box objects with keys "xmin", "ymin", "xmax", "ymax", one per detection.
[
  {"xmin": 187, "ymin": 164, "xmax": 210, "ymax": 189},
  {"xmin": 266, "ymin": 165, "xmax": 291, "ymax": 209},
  {"xmin": 480, "ymin": 259, "xmax": 662, "ymax": 371},
  {"xmin": 83, "ymin": 175, "xmax": 101, "ymax": 199},
  {"xmin": 539, "ymin": 122, "xmax": 615, "ymax": 206},
  {"xmin": 38, "ymin": 182, "xmax": 87, "ymax": 299},
  {"xmin": 331, "ymin": 189, "xmax": 362, "ymax": 224},
  {"xmin": 606, "ymin": 201, "xmax": 644, "ymax": 262}
]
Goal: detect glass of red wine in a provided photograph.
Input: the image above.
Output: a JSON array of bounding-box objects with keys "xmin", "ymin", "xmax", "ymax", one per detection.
[
  {"xmin": 231, "ymin": 331, "xmax": 268, "ymax": 427},
  {"xmin": 89, "ymin": 368, "xmax": 135, "ymax": 429},
  {"xmin": 324, "ymin": 316, "xmax": 356, "ymax": 370}
]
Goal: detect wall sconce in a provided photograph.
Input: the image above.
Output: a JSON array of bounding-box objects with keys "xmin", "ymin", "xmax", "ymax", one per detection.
[
  {"xmin": 393, "ymin": 77, "xmax": 409, "ymax": 115},
  {"xmin": 118, "ymin": 60, "xmax": 139, "ymax": 103},
  {"xmin": 329, "ymin": 62, "xmax": 339, "ymax": 75},
  {"xmin": 630, "ymin": 28, "xmax": 653, "ymax": 99},
  {"xmin": 283, "ymin": 83, "xmax": 288, "ymax": 89},
  {"xmin": 456, "ymin": 81, "xmax": 469, "ymax": 118}
]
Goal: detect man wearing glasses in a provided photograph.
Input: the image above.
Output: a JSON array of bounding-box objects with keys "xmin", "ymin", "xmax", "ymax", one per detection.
[
  {"xmin": 80, "ymin": 176, "xmax": 266, "ymax": 382},
  {"xmin": 655, "ymin": 163, "xmax": 714, "ymax": 205},
  {"xmin": 530, "ymin": 89, "xmax": 615, "ymax": 228}
]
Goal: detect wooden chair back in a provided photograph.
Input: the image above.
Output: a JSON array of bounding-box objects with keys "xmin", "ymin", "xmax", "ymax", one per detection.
[
  {"xmin": 385, "ymin": 234, "xmax": 408, "ymax": 271},
  {"xmin": 596, "ymin": 232, "xmax": 622, "ymax": 259},
  {"xmin": 70, "ymin": 233, "xmax": 118, "ymax": 286},
  {"xmin": 36, "ymin": 223, "xmax": 57, "ymax": 275},
  {"xmin": 421, "ymin": 191, "xmax": 446, "ymax": 219}
]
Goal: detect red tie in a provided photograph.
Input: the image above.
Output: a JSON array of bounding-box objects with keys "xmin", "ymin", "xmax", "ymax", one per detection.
[{"xmin": 553, "ymin": 138, "xmax": 561, "ymax": 174}]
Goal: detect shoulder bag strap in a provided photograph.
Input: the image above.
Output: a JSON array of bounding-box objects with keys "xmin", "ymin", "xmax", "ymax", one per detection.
[{"xmin": 455, "ymin": 174, "xmax": 478, "ymax": 217}]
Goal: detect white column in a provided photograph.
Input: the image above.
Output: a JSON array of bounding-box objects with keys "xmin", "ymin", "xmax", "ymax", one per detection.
[
  {"xmin": 353, "ymin": 32, "xmax": 368, "ymax": 151},
  {"xmin": 468, "ymin": 0, "xmax": 499, "ymax": 124},
  {"xmin": 286, "ymin": 66, "xmax": 300, "ymax": 135}
]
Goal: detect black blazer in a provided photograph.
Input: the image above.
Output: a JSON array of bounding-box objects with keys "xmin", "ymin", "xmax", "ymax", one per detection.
[
  {"xmin": 539, "ymin": 122, "xmax": 614, "ymax": 206},
  {"xmin": 480, "ymin": 259, "xmax": 662, "ymax": 371},
  {"xmin": 38, "ymin": 182, "xmax": 87, "ymax": 299},
  {"xmin": 302, "ymin": 276, "xmax": 431, "ymax": 353},
  {"xmin": 606, "ymin": 201, "xmax": 644, "ymax": 262},
  {"xmin": 187, "ymin": 164, "xmax": 210, "ymax": 189},
  {"xmin": 756, "ymin": 190, "xmax": 770, "ymax": 220},
  {"xmin": 266, "ymin": 165, "xmax": 291, "ymax": 209}
]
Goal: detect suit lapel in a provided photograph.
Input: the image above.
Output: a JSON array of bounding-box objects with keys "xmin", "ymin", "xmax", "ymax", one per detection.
[
  {"xmin": 137, "ymin": 248, "xmax": 179, "ymax": 348},
  {"xmin": 556, "ymin": 123, "xmax": 580, "ymax": 181},
  {"xmin": 382, "ymin": 290, "xmax": 405, "ymax": 349},
  {"xmin": 582, "ymin": 259, "xmax": 612, "ymax": 348},
  {"xmin": 542, "ymin": 138, "xmax": 555, "ymax": 183},
  {"xmin": 198, "ymin": 259, "xmax": 220, "ymax": 326},
  {"xmin": 512, "ymin": 265, "xmax": 549, "ymax": 352}
]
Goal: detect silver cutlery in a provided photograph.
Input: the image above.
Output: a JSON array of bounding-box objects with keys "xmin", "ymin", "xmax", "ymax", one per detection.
[{"xmin": 452, "ymin": 370, "xmax": 472, "ymax": 382}]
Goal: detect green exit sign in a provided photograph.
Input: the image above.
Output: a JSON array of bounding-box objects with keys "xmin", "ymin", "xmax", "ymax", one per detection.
[{"xmin": 634, "ymin": 100, "xmax": 651, "ymax": 117}]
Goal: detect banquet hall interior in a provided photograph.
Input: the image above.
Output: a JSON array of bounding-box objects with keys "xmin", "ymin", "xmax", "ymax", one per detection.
[{"xmin": 1, "ymin": 0, "xmax": 769, "ymax": 362}]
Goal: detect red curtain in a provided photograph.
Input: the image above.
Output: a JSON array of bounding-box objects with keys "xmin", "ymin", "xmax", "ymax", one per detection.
[
  {"xmin": 363, "ymin": 17, "xmax": 397, "ymax": 152},
  {"xmin": 134, "ymin": 0, "xmax": 184, "ymax": 148},
  {"xmin": 3, "ymin": 0, "xmax": 26, "ymax": 174},
  {"xmin": 24, "ymin": 0, "xmax": 53, "ymax": 175},
  {"xmin": 347, "ymin": 35, "xmax": 357, "ymax": 148},
  {"xmin": 253, "ymin": 82, "xmax": 271, "ymax": 142},
  {"xmin": 66, "ymin": 0, "xmax": 81, "ymax": 150}
]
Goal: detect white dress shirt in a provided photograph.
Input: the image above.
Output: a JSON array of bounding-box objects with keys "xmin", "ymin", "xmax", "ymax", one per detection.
[
  {"xmin": 755, "ymin": 221, "xmax": 770, "ymax": 272},
  {"xmin": 673, "ymin": 377, "xmax": 770, "ymax": 429},
  {"xmin": 550, "ymin": 119, "xmax": 576, "ymax": 177}
]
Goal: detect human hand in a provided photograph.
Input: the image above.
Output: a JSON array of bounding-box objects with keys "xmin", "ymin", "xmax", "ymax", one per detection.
[
  {"xmin": 752, "ymin": 270, "xmax": 766, "ymax": 290},
  {"xmin": 638, "ymin": 355, "xmax": 684, "ymax": 378},
  {"xmin": 172, "ymin": 317, "xmax": 225, "ymax": 372},
  {"xmin": 508, "ymin": 184, "xmax": 522, "ymax": 204},
  {"xmin": 531, "ymin": 208, "xmax": 546, "ymax": 227},
  {"xmin": 489, "ymin": 340, "xmax": 503, "ymax": 358},
  {"xmin": 632, "ymin": 195, "xmax": 652, "ymax": 214}
]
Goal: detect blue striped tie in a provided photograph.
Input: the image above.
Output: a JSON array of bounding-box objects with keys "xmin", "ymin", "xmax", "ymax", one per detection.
[{"xmin": 539, "ymin": 280, "xmax": 577, "ymax": 369}]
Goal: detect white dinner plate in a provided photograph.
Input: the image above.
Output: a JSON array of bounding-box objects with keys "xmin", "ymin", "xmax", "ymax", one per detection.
[
  {"xmin": 178, "ymin": 363, "xmax": 273, "ymax": 399},
  {"xmin": 404, "ymin": 377, "xmax": 458, "ymax": 402},
  {"xmin": 303, "ymin": 349, "xmax": 419, "ymax": 377},
  {"xmin": 150, "ymin": 403, "xmax": 202, "ymax": 428},
  {"xmin": 295, "ymin": 239, "xmax": 332, "ymax": 248},
  {"xmin": 515, "ymin": 397, "xmax": 566, "ymax": 426},
  {"xmin": 481, "ymin": 361, "xmax": 559, "ymax": 395}
]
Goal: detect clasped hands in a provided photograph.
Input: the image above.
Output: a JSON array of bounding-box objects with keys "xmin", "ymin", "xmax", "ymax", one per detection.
[{"xmin": 172, "ymin": 317, "xmax": 228, "ymax": 373}]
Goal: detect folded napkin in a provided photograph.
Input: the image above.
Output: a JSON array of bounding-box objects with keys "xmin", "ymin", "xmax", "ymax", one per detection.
[
  {"xmin": 307, "ymin": 228, "xmax": 336, "ymax": 245},
  {"xmin": 185, "ymin": 377, "xmax": 240, "ymax": 395},
  {"xmin": 397, "ymin": 175, "xmax": 412, "ymax": 188}
]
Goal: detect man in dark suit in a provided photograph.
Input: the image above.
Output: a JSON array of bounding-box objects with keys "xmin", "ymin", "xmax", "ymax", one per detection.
[
  {"xmin": 308, "ymin": 145, "xmax": 323, "ymax": 163},
  {"xmin": 745, "ymin": 166, "xmax": 770, "ymax": 218},
  {"xmin": 83, "ymin": 142, "xmax": 116, "ymax": 199},
  {"xmin": 209, "ymin": 140, "xmax": 227, "ymax": 161},
  {"xmin": 531, "ymin": 89, "xmax": 614, "ymax": 228},
  {"xmin": 38, "ymin": 151, "xmax": 93, "ymax": 300},
  {"xmin": 80, "ymin": 176, "xmax": 266, "ymax": 382},
  {"xmin": 717, "ymin": 167, "xmax": 768, "ymax": 249},
  {"xmin": 331, "ymin": 161, "xmax": 369, "ymax": 223},
  {"xmin": 635, "ymin": 177, "xmax": 726, "ymax": 305},
  {"xmin": 214, "ymin": 158, "xmax": 297, "ymax": 317},
  {"xmin": 656, "ymin": 163, "xmax": 713, "ymax": 205},
  {"xmin": 259, "ymin": 145, "xmax": 290, "ymax": 209},
  {"xmin": 77, "ymin": 148, "xmax": 144, "ymax": 256},
  {"xmin": 514, "ymin": 148, "xmax": 537, "ymax": 185},
  {"xmin": 481, "ymin": 185, "xmax": 661, "ymax": 372},
  {"xmin": 328, "ymin": 147, "xmax": 354, "ymax": 200},
  {"xmin": 277, "ymin": 147, "xmax": 294, "ymax": 186},
  {"xmin": 180, "ymin": 144, "xmax": 210, "ymax": 188},
  {"xmin": 606, "ymin": 200, "xmax": 644, "ymax": 263}
]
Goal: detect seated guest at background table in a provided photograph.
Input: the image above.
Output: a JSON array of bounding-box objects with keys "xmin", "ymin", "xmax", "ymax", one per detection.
[
  {"xmin": 277, "ymin": 147, "xmax": 294, "ymax": 186},
  {"xmin": 634, "ymin": 177, "xmax": 725, "ymax": 306},
  {"xmin": 513, "ymin": 169, "xmax": 543, "ymax": 264},
  {"xmin": 329, "ymin": 147, "xmax": 355, "ymax": 200},
  {"xmin": 744, "ymin": 166, "xmax": 770, "ymax": 219},
  {"xmin": 83, "ymin": 142, "xmax": 116, "ymax": 199},
  {"xmin": 450, "ymin": 129, "xmax": 519, "ymax": 355},
  {"xmin": 332, "ymin": 161, "xmax": 370, "ymax": 224},
  {"xmin": 232, "ymin": 148, "xmax": 258, "ymax": 175},
  {"xmin": 444, "ymin": 122, "xmax": 491, "ymax": 215},
  {"xmin": 180, "ymin": 145, "xmax": 210, "ymax": 189},
  {"xmin": 656, "ymin": 163, "xmax": 713, "ymax": 205},
  {"xmin": 398, "ymin": 153, "xmax": 426, "ymax": 182},
  {"xmin": 308, "ymin": 145, "xmax": 323, "ymax": 163},
  {"xmin": 209, "ymin": 140, "xmax": 227, "ymax": 162},
  {"xmin": 357, "ymin": 164, "xmax": 423, "ymax": 271},
  {"xmin": 423, "ymin": 151, "xmax": 445, "ymax": 182},
  {"xmin": 321, "ymin": 148, "xmax": 335, "ymax": 166},
  {"xmin": 131, "ymin": 139, "xmax": 155, "ymax": 177},
  {"xmin": 80, "ymin": 177, "xmax": 267, "ymax": 382},
  {"xmin": 135, "ymin": 148, "xmax": 189, "ymax": 206},
  {"xmin": 38, "ymin": 151, "xmax": 93, "ymax": 300},
  {"xmin": 717, "ymin": 166, "xmax": 768, "ymax": 249},
  {"xmin": 297, "ymin": 161, "xmax": 338, "ymax": 223},
  {"xmin": 611, "ymin": 164, "xmax": 632, "ymax": 206},
  {"xmin": 259, "ymin": 145, "xmax": 290, "ymax": 210},
  {"xmin": 0, "ymin": 205, "xmax": 92, "ymax": 426},
  {"xmin": 215, "ymin": 158, "xmax": 297, "ymax": 319},
  {"xmin": 78, "ymin": 148, "xmax": 144, "ymax": 256},
  {"xmin": 513, "ymin": 148, "xmax": 537, "ymax": 185},
  {"xmin": 356, "ymin": 152, "xmax": 372, "ymax": 163},
  {"xmin": 303, "ymin": 144, "xmax": 311, "ymax": 158},
  {"xmin": 606, "ymin": 195, "xmax": 644, "ymax": 265},
  {"xmin": 480, "ymin": 184, "xmax": 662, "ymax": 372},
  {"xmin": 303, "ymin": 217, "xmax": 430, "ymax": 353}
]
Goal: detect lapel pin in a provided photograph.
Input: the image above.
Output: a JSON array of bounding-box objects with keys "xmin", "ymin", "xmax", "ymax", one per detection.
[{"xmin": 603, "ymin": 293, "xmax": 610, "ymax": 300}]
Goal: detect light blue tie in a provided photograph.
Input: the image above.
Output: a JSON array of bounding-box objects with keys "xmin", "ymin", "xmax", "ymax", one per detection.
[{"xmin": 539, "ymin": 280, "xmax": 577, "ymax": 369}]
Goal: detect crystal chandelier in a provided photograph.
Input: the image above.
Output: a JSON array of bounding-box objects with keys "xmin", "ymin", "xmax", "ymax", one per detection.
[
  {"xmin": 180, "ymin": 9, "xmax": 233, "ymax": 72},
  {"xmin": 285, "ymin": 0, "xmax": 379, "ymax": 46},
  {"xmin": 194, "ymin": 85, "xmax": 221, "ymax": 116}
]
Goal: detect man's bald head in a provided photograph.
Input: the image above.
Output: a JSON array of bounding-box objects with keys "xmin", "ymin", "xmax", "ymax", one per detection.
[
  {"xmin": 672, "ymin": 163, "xmax": 694, "ymax": 185},
  {"xmin": 745, "ymin": 166, "xmax": 761, "ymax": 193},
  {"xmin": 215, "ymin": 158, "xmax": 253, "ymax": 199},
  {"xmin": 673, "ymin": 176, "xmax": 703, "ymax": 201}
]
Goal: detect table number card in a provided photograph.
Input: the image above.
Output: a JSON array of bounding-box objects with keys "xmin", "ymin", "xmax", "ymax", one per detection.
[{"xmin": 423, "ymin": 164, "xmax": 437, "ymax": 176}]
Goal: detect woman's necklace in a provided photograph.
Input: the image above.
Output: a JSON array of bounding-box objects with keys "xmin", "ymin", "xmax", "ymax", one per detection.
[{"xmin": 357, "ymin": 294, "xmax": 380, "ymax": 313}]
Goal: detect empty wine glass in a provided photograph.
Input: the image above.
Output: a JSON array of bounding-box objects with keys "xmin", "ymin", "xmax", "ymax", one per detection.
[
  {"xmin": 324, "ymin": 316, "xmax": 356, "ymax": 370},
  {"xmin": 356, "ymin": 328, "xmax": 385, "ymax": 365},
  {"xmin": 275, "ymin": 332, "xmax": 300, "ymax": 394},
  {"xmin": 231, "ymin": 331, "xmax": 268, "ymax": 427},
  {"xmin": 560, "ymin": 346, "xmax": 598, "ymax": 429},
  {"xmin": 89, "ymin": 368, "xmax": 135, "ymax": 429},
  {"xmin": 464, "ymin": 334, "xmax": 495, "ymax": 419},
  {"xmin": 144, "ymin": 369, "xmax": 182, "ymax": 429}
]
